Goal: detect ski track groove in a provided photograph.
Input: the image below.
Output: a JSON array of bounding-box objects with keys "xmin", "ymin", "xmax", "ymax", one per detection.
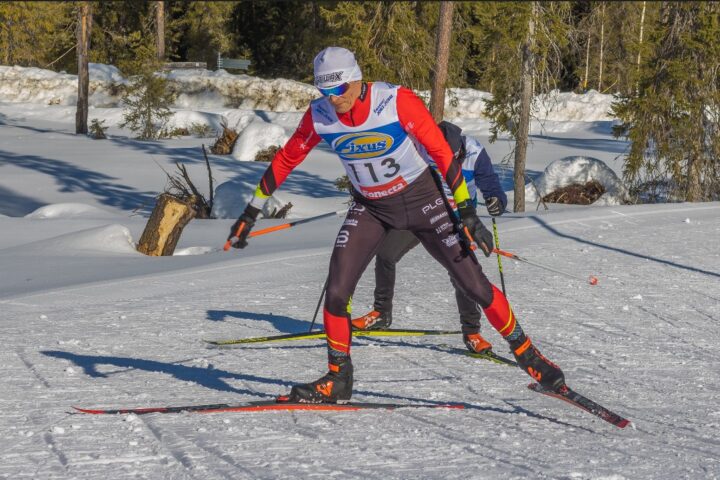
[
  {"xmin": 41, "ymin": 432, "xmax": 69, "ymax": 472},
  {"xmin": 2, "ymin": 204, "xmax": 719, "ymax": 478},
  {"xmin": 145, "ymin": 416, "xmax": 261, "ymax": 480},
  {"xmin": 139, "ymin": 416, "xmax": 217, "ymax": 480},
  {"xmin": 16, "ymin": 348, "xmax": 52, "ymax": 388},
  {"xmin": 398, "ymin": 409, "xmax": 546, "ymax": 477}
]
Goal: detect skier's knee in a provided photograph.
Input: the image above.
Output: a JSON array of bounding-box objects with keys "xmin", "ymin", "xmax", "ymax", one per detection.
[{"xmin": 325, "ymin": 282, "xmax": 352, "ymax": 316}]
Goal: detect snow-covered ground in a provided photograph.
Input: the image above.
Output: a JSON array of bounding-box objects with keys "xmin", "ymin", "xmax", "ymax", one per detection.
[{"xmin": 1, "ymin": 66, "xmax": 719, "ymax": 479}]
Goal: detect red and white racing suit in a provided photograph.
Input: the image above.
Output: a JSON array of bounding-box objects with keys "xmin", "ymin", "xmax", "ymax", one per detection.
[{"xmin": 249, "ymin": 83, "xmax": 518, "ymax": 364}]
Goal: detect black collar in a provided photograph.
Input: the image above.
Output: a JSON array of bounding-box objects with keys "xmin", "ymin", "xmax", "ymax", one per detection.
[{"xmin": 359, "ymin": 82, "xmax": 368, "ymax": 101}]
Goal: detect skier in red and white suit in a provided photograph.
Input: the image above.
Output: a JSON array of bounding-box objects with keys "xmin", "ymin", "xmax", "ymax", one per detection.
[{"xmin": 228, "ymin": 47, "xmax": 565, "ymax": 402}]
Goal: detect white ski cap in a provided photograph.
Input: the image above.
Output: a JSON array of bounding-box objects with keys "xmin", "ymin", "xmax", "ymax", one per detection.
[{"xmin": 313, "ymin": 47, "xmax": 362, "ymax": 88}]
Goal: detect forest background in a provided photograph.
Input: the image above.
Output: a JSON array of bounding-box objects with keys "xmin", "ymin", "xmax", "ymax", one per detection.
[{"xmin": 1, "ymin": 1, "xmax": 718, "ymax": 202}]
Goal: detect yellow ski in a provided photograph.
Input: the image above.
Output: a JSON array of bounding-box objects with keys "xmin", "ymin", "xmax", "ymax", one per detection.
[{"xmin": 205, "ymin": 328, "xmax": 461, "ymax": 346}]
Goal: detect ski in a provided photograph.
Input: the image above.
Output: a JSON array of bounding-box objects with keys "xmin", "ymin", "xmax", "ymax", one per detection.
[
  {"xmin": 466, "ymin": 349, "xmax": 518, "ymax": 367},
  {"xmin": 438, "ymin": 344, "xmax": 518, "ymax": 367},
  {"xmin": 205, "ymin": 328, "xmax": 461, "ymax": 346},
  {"xmin": 73, "ymin": 396, "xmax": 465, "ymax": 415},
  {"xmin": 528, "ymin": 383, "xmax": 630, "ymax": 429}
]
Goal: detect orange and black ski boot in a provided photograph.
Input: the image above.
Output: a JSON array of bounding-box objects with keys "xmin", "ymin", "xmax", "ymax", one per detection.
[
  {"xmin": 463, "ymin": 332, "xmax": 493, "ymax": 354},
  {"xmin": 288, "ymin": 359, "xmax": 353, "ymax": 403},
  {"xmin": 510, "ymin": 334, "xmax": 565, "ymax": 391},
  {"xmin": 351, "ymin": 310, "xmax": 392, "ymax": 330}
]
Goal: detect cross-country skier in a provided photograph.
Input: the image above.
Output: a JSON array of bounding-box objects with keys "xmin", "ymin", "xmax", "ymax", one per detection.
[
  {"xmin": 351, "ymin": 120, "xmax": 507, "ymax": 356},
  {"xmin": 227, "ymin": 46, "xmax": 565, "ymax": 403}
]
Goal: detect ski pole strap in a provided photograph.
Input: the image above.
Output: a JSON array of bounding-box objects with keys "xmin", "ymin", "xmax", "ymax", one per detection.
[
  {"xmin": 491, "ymin": 218, "xmax": 506, "ymax": 296},
  {"xmin": 462, "ymin": 226, "xmax": 477, "ymax": 251}
]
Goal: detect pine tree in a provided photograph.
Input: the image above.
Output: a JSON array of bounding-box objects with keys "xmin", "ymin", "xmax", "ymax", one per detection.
[
  {"xmin": 120, "ymin": 71, "xmax": 176, "ymax": 140},
  {"xmin": 455, "ymin": 3, "xmax": 523, "ymax": 93},
  {"xmin": 481, "ymin": 2, "xmax": 572, "ymax": 212},
  {"xmin": 119, "ymin": 54, "xmax": 176, "ymax": 140},
  {"xmin": 574, "ymin": 2, "xmax": 660, "ymax": 95},
  {"xmin": 169, "ymin": 1, "xmax": 238, "ymax": 68},
  {"xmin": 89, "ymin": 1, "xmax": 156, "ymax": 75},
  {"xmin": 318, "ymin": 2, "xmax": 438, "ymax": 90},
  {"xmin": 0, "ymin": 2, "xmax": 74, "ymax": 69},
  {"xmin": 612, "ymin": 2, "xmax": 720, "ymax": 202}
]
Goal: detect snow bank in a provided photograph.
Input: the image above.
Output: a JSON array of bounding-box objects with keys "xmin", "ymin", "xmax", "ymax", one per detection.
[
  {"xmin": 34, "ymin": 224, "xmax": 138, "ymax": 255},
  {"xmin": 211, "ymin": 179, "xmax": 287, "ymax": 220},
  {"xmin": 0, "ymin": 64, "xmax": 126, "ymax": 107},
  {"xmin": 0, "ymin": 63, "xmax": 616, "ymax": 121},
  {"xmin": 533, "ymin": 90, "xmax": 615, "ymax": 122},
  {"xmin": 168, "ymin": 69, "xmax": 317, "ymax": 111},
  {"xmin": 525, "ymin": 156, "xmax": 629, "ymax": 205},
  {"xmin": 231, "ymin": 120, "xmax": 289, "ymax": 161},
  {"xmin": 25, "ymin": 203, "xmax": 118, "ymax": 219},
  {"xmin": 173, "ymin": 246, "xmax": 216, "ymax": 256},
  {"xmin": 0, "ymin": 64, "xmax": 315, "ymax": 111}
]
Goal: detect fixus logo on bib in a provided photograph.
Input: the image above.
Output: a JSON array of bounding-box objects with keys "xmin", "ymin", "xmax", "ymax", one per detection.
[{"xmin": 333, "ymin": 132, "xmax": 394, "ymax": 160}]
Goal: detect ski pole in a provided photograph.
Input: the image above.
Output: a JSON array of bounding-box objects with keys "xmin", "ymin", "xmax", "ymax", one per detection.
[
  {"xmin": 492, "ymin": 247, "xmax": 599, "ymax": 285},
  {"xmin": 308, "ymin": 276, "xmax": 329, "ymax": 332},
  {"xmin": 491, "ymin": 218, "xmax": 507, "ymax": 295},
  {"xmin": 224, "ymin": 209, "xmax": 346, "ymax": 251}
]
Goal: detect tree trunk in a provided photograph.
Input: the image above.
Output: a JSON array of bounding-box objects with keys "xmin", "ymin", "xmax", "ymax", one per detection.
[
  {"xmin": 137, "ymin": 194, "xmax": 196, "ymax": 256},
  {"xmin": 686, "ymin": 151, "xmax": 702, "ymax": 202},
  {"xmin": 429, "ymin": 1, "xmax": 454, "ymax": 122},
  {"xmin": 598, "ymin": 2, "xmax": 605, "ymax": 92},
  {"xmin": 75, "ymin": 2, "xmax": 91, "ymax": 135},
  {"xmin": 513, "ymin": 2, "xmax": 537, "ymax": 213},
  {"xmin": 583, "ymin": 32, "xmax": 591, "ymax": 91},
  {"xmin": 635, "ymin": 0, "xmax": 646, "ymax": 92},
  {"xmin": 155, "ymin": 1, "xmax": 165, "ymax": 61}
]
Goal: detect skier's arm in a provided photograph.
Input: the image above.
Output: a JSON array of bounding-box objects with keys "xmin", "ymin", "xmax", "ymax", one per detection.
[
  {"xmin": 467, "ymin": 137, "xmax": 507, "ymax": 214},
  {"xmin": 396, "ymin": 87, "xmax": 471, "ymax": 206},
  {"xmin": 227, "ymin": 109, "xmax": 320, "ymax": 249},
  {"xmin": 248, "ymin": 108, "xmax": 322, "ymax": 210}
]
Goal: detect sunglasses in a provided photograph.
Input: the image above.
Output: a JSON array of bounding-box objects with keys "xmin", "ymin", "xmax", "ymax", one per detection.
[{"xmin": 317, "ymin": 82, "xmax": 350, "ymax": 97}]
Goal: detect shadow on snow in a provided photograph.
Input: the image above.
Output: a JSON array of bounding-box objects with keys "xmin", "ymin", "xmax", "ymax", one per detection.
[
  {"xmin": 42, "ymin": 349, "xmax": 287, "ymax": 398},
  {"xmin": 0, "ymin": 149, "xmax": 157, "ymax": 215},
  {"xmin": 206, "ymin": 309, "xmax": 310, "ymax": 332},
  {"xmin": 529, "ymin": 215, "xmax": 720, "ymax": 280}
]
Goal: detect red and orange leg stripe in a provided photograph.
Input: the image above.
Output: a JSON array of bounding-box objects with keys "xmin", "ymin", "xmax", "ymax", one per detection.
[{"xmin": 482, "ymin": 285, "xmax": 517, "ymax": 338}]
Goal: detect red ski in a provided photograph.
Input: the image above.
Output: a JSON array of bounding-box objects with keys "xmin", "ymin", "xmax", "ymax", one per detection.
[
  {"xmin": 73, "ymin": 396, "xmax": 465, "ymax": 415},
  {"xmin": 528, "ymin": 383, "xmax": 630, "ymax": 429}
]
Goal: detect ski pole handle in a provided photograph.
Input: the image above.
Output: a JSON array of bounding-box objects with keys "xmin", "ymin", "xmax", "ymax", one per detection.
[
  {"xmin": 462, "ymin": 226, "xmax": 478, "ymax": 251},
  {"xmin": 223, "ymin": 221, "xmax": 248, "ymax": 251}
]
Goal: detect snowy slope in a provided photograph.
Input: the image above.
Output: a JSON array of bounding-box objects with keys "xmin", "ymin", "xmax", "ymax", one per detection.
[
  {"xmin": 2, "ymin": 203, "xmax": 719, "ymax": 479},
  {"xmin": 1, "ymin": 65, "xmax": 719, "ymax": 480}
]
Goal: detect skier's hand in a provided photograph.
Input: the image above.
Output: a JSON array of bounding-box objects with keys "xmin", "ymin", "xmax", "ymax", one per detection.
[
  {"xmin": 227, "ymin": 205, "xmax": 261, "ymax": 249},
  {"xmin": 458, "ymin": 202, "xmax": 494, "ymax": 257},
  {"xmin": 485, "ymin": 197, "xmax": 504, "ymax": 217}
]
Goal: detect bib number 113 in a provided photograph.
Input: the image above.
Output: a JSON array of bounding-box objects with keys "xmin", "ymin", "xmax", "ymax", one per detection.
[{"xmin": 349, "ymin": 158, "xmax": 400, "ymax": 183}]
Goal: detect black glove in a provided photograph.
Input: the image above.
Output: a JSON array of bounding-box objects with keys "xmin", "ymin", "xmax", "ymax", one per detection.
[
  {"xmin": 227, "ymin": 205, "xmax": 261, "ymax": 249},
  {"xmin": 458, "ymin": 201, "xmax": 494, "ymax": 257},
  {"xmin": 486, "ymin": 196, "xmax": 504, "ymax": 217}
]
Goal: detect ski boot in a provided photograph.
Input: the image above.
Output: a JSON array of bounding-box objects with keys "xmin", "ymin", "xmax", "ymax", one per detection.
[
  {"xmin": 463, "ymin": 332, "xmax": 493, "ymax": 354},
  {"xmin": 510, "ymin": 334, "xmax": 565, "ymax": 391},
  {"xmin": 288, "ymin": 359, "xmax": 353, "ymax": 403},
  {"xmin": 351, "ymin": 310, "xmax": 392, "ymax": 330}
]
